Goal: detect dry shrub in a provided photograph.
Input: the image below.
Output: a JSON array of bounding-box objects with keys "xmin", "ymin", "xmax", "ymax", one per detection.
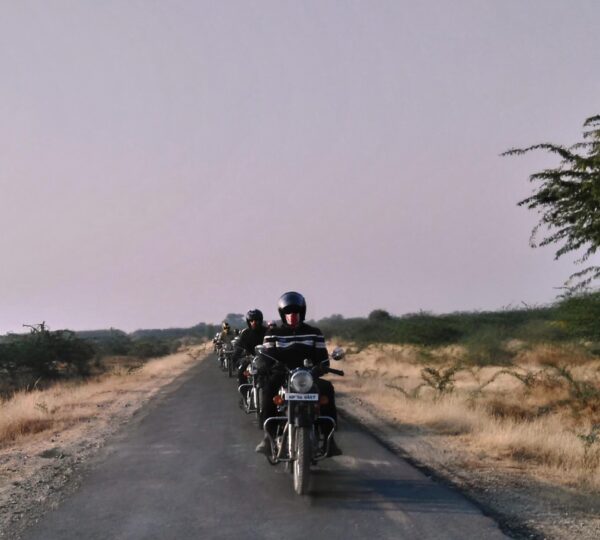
[
  {"xmin": 0, "ymin": 391, "xmax": 52, "ymax": 442},
  {"xmin": 407, "ymin": 394, "xmax": 482, "ymax": 435},
  {"xmin": 518, "ymin": 343, "xmax": 593, "ymax": 368},
  {"xmin": 333, "ymin": 340, "xmax": 600, "ymax": 489},
  {"xmin": 485, "ymin": 398, "xmax": 539, "ymax": 422},
  {"xmin": 0, "ymin": 347, "xmax": 207, "ymax": 447},
  {"xmin": 477, "ymin": 414, "xmax": 586, "ymax": 469}
]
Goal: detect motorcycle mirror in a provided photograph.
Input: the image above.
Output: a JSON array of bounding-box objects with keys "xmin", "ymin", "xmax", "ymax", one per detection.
[
  {"xmin": 303, "ymin": 359, "xmax": 313, "ymax": 368},
  {"xmin": 331, "ymin": 347, "xmax": 345, "ymax": 361}
]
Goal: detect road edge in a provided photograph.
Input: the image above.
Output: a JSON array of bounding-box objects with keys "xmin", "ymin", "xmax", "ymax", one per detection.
[{"xmin": 337, "ymin": 398, "xmax": 544, "ymax": 540}]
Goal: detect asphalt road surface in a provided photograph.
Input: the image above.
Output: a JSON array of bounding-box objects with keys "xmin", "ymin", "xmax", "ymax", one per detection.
[{"xmin": 22, "ymin": 356, "xmax": 510, "ymax": 539}]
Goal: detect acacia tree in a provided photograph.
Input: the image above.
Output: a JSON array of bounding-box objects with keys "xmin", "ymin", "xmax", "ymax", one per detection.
[{"xmin": 503, "ymin": 114, "xmax": 600, "ymax": 290}]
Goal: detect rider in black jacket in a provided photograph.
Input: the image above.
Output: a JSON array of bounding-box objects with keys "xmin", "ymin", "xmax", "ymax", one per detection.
[
  {"xmin": 255, "ymin": 291, "xmax": 342, "ymax": 457},
  {"xmin": 234, "ymin": 309, "xmax": 267, "ymax": 385}
]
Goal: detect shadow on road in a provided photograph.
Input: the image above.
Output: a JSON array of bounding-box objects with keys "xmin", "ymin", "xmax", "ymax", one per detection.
[{"xmin": 310, "ymin": 469, "xmax": 479, "ymax": 515}]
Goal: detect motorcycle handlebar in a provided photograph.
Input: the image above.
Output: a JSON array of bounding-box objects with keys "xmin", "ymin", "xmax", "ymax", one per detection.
[
  {"xmin": 255, "ymin": 351, "xmax": 344, "ymax": 376},
  {"xmin": 323, "ymin": 367, "xmax": 344, "ymax": 376}
]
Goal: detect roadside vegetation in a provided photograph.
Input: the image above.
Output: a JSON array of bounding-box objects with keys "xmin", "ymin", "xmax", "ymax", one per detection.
[
  {"xmin": 0, "ymin": 322, "xmax": 219, "ymax": 397},
  {"xmin": 326, "ymin": 292, "xmax": 600, "ymax": 489},
  {"xmin": 0, "ymin": 316, "xmax": 218, "ymax": 447},
  {"xmin": 0, "ymin": 345, "xmax": 208, "ymax": 446},
  {"xmin": 317, "ymin": 292, "xmax": 600, "ymax": 350}
]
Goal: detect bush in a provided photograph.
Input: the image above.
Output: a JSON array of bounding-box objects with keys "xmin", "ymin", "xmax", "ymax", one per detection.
[
  {"xmin": 129, "ymin": 339, "xmax": 171, "ymax": 359},
  {"xmin": 555, "ymin": 292, "xmax": 600, "ymax": 341},
  {"xmin": 462, "ymin": 326, "xmax": 516, "ymax": 366},
  {"xmin": 513, "ymin": 319, "xmax": 568, "ymax": 343},
  {"xmin": 77, "ymin": 328, "xmax": 133, "ymax": 356},
  {"xmin": 368, "ymin": 309, "xmax": 392, "ymax": 322},
  {"xmin": 317, "ymin": 304, "xmax": 567, "ymax": 351},
  {"xmin": 0, "ymin": 323, "xmax": 96, "ymax": 383},
  {"xmin": 319, "ymin": 312, "xmax": 462, "ymax": 346}
]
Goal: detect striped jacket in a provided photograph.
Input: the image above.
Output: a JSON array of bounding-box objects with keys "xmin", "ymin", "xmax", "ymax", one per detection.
[{"xmin": 262, "ymin": 323, "xmax": 329, "ymax": 371}]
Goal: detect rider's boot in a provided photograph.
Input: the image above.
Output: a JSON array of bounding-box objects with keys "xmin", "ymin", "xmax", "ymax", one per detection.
[
  {"xmin": 327, "ymin": 437, "xmax": 343, "ymax": 457},
  {"xmin": 255, "ymin": 435, "xmax": 271, "ymax": 456}
]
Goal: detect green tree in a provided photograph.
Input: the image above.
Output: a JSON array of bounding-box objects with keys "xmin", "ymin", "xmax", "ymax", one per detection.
[
  {"xmin": 368, "ymin": 309, "xmax": 392, "ymax": 322},
  {"xmin": 129, "ymin": 338, "xmax": 171, "ymax": 358},
  {"xmin": 223, "ymin": 313, "xmax": 245, "ymax": 329},
  {"xmin": 0, "ymin": 323, "xmax": 95, "ymax": 381},
  {"xmin": 503, "ymin": 114, "xmax": 600, "ymax": 290}
]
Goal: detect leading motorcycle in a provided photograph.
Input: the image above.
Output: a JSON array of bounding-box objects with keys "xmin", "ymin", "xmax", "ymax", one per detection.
[{"xmin": 259, "ymin": 346, "xmax": 345, "ymax": 495}]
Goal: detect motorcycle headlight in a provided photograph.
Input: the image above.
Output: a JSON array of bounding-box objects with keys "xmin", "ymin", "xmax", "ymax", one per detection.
[{"xmin": 290, "ymin": 370, "xmax": 313, "ymax": 393}]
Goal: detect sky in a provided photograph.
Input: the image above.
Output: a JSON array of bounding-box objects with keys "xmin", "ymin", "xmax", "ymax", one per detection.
[{"xmin": 1, "ymin": 1, "xmax": 599, "ymax": 332}]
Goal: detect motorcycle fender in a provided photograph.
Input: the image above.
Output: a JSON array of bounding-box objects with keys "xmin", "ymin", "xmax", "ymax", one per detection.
[{"xmin": 293, "ymin": 406, "xmax": 312, "ymax": 428}]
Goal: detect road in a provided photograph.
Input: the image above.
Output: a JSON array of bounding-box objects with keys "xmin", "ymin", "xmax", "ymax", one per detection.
[{"xmin": 22, "ymin": 355, "xmax": 510, "ymax": 539}]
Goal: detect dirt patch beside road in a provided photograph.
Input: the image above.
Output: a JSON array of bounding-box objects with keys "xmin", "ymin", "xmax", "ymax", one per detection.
[
  {"xmin": 333, "ymin": 342, "xmax": 600, "ymax": 540},
  {"xmin": 0, "ymin": 345, "xmax": 210, "ymax": 539}
]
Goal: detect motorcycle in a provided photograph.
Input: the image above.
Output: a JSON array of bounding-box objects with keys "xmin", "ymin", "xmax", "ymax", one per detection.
[
  {"xmin": 259, "ymin": 346, "xmax": 345, "ymax": 495},
  {"xmin": 238, "ymin": 353, "xmax": 265, "ymax": 425},
  {"xmin": 212, "ymin": 333, "xmax": 221, "ymax": 354},
  {"xmin": 218, "ymin": 342, "xmax": 234, "ymax": 376},
  {"xmin": 226, "ymin": 338, "xmax": 241, "ymax": 378}
]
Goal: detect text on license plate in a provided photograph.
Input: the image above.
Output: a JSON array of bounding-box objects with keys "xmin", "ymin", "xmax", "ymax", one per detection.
[{"xmin": 285, "ymin": 393, "xmax": 319, "ymax": 401}]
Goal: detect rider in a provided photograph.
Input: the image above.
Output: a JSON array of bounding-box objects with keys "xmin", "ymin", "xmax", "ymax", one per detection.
[
  {"xmin": 220, "ymin": 321, "xmax": 233, "ymax": 344},
  {"xmin": 255, "ymin": 291, "xmax": 342, "ymax": 457},
  {"xmin": 217, "ymin": 322, "xmax": 233, "ymax": 359},
  {"xmin": 266, "ymin": 320, "xmax": 278, "ymax": 331},
  {"xmin": 233, "ymin": 309, "xmax": 267, "ymax": 386}
]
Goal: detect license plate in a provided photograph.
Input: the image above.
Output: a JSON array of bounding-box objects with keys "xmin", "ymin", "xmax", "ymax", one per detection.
[{"xmin": 285, "ymin": 393, "xmax": 319, "ymax": 401}]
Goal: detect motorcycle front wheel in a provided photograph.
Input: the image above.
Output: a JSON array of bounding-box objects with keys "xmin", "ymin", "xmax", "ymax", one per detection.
[
  {"xmin": 293, "ymin": 426, "xmax": 311, "ymax": 495},
  {"xmin": 255, "ymin": 388, "xmax": 264, "ymax": 429}
]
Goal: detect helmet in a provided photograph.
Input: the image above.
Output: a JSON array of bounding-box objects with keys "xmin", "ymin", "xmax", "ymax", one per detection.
[
  {"xmin": 277, "ymin": 291, "xmax": 306, "ymax": 323},
  {"xmin": 245, "ymin": 309, "xmax": 264, "ymax": 327},
  {"xmin": 222, "ymin": 321, "xmax": 230, "ymax": 331}
]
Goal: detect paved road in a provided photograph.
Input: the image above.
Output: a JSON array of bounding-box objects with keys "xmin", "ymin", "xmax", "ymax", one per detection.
[{"xmin": 22, "ymin": 356, "xmax": 510, "ymax": 539}]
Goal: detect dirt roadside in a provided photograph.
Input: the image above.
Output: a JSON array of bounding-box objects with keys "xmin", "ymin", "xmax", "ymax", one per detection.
[
  {"xmin": 329, "ymin": 340, "xmax": 600, "ymax": 540},
  {"xmin": 337, "ymin": 395, "xmax": 600, "ymax": 540},
  {"xmin": 0, "ymin": 346, "xmax": 210, "ymax": 539}
]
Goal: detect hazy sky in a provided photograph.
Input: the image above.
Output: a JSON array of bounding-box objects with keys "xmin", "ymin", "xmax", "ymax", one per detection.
[{"xmin": 1, "ymin": 1, "xmax": 599, "ymax": 332}]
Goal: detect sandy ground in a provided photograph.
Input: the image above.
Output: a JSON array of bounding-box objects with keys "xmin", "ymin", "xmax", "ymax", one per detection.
[
  {"xmin": 0, "ymin": 346, "xmax": 210, "ymax": 539},
  {"xmin": 332, "ymin": 343, "xmax": 600, "ymax": 540}
]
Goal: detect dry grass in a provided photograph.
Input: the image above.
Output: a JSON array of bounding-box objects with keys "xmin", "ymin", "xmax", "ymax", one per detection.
[
  {"xmin": 0, "ymin": 345, "xmax": 209, "ymax": 446},
  {"xmin": 333, "ymin": 342, "xmax": 600, "ymax": 489}
]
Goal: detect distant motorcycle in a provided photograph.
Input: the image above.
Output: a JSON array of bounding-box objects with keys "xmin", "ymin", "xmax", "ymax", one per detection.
[
  {"xmin": 218, "ymin": 342, "xmax": 234, "ymax": 377},
  {"xmin": 259, "ymin": 346, "xmax": 345, "ymax": 495},
  {"xmin": 212, "ymin": 333, "xmax": 221, "ymax": 354}
]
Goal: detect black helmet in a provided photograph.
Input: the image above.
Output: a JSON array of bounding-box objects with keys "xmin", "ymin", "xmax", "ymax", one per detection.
[
  {"xmin": 277, "ymin": 291, "xmax": 306, "ymax": 323},
  {"xmin": 246, "ymin": 309, "xmax": 263, "ymax": 327}
]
